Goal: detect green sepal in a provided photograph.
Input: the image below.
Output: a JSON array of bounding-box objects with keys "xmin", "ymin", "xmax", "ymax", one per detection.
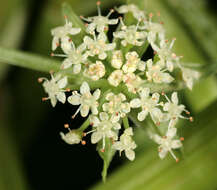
[{"xmin": 97, "ymin": 137, "xmax": 116, "ymax": 182}]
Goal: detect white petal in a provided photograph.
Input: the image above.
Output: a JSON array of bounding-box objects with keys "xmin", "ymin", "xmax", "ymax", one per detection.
[
  {"xmin": 113, "ymin": 142, "xmax": 122, "ymax": 151},
  {"xmin": 56, "ymin": 92, "xmax": 66, "ymax": 104},
  {"xmin": 80, "ymin": 105, "xmax": 90, "ymax": 117},
  {"xmin": 80, "ymin": 82, "xmax": 90, "ymax": 94},
  {"xmin": 125, "ymin": 128, "xmax": 133, "ymax": 136},
  {"xmin": 159, "ymin": 148, "xmax": 168, "ymax": 159},
  {"xmin": 111, "ymin": 114, "xmax": 120, "ymax": 123},
  {"xmin": 91, "ymin": 105, "xmax": 98, "ymax": 115},
  {"xmin": 52, "ymin": 36, "xmax": 59, "ymax": 51},
  {"xmin": 125, "ymin": 149, "xmax": 135, "ymax": 161},
  {"xmin": 108, "ymin": 19, "xmax": 119, "ymax": 25},
  {"xmin": 69, "ymin": 27, "xmax": 81, "ymax": 35},
  {"xmin": 62, "ymin": 59, "xmax": 72, "ymax": 69},
  {"xmin": 91, "ymin": 132, "xmax": 102, "ymax": 144},
  {"xmin": 89, "ymin": 115, "xmax": 100, "ymax": 126},
  {"xmin": 130, "ymin": 98, "xmax": 141, "ymax": 108},
  {"xmin": 113, "ymin": 123, "xmax": 121, "ymax": 130},
  {"xmin": 50, "ymin": 97, "xmax": 57, "ymax": 107},
  {"xmin": 67, "ymin": 94, "xmax": 81, "ymax": 105},
  {"xmin": 171, "ymin": 92, "xmax": 178, "ymax": 105},
  {"xmin": 93, "ymin": 89, "xmax": 101, "ymax": 100},
  {"xmin": 138, "ymin": 110, "xmax": 148, "ymax": 121},
  {"xmin": 57, "ymin": 77, "xmax": 67, "ymax": 88},
  {"xmin": 139, "ymin": 88, "xmax": 150, "ymax": 98},
  {"xmin": 171, "ymin": 140, "xmax": 182, "ymax": 149},
  {"xmin": 99, "ymin": 112, "xmax": 109, "ymax": 121},
  {"xmin": 166, "ymin": 127, "xmax": 177, "ymax": 138},
  {"xmin": 99, "ymin": 52, "xmax": 107, "ymax": 60},
  {"xmin": 152, "ymin": 134, "xmax": 163, "ymax": 144},
  {"xmin": 73, "ymin": 64, "xmax": 81, "ymax": 74}
]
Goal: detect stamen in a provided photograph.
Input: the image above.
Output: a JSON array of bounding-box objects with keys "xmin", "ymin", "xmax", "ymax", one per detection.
[
  {"xmin": 169, "ymin": 150, "xmax": 178, "ymax": 161},
  {"xmin": 42, "ymin": 97, "xmax": 49, "ymax": 101},
  {"xmin": 96, "ymin": 1, "xmax": 101, "ymax": 16},
  {"xmin": 107, "ymin": 9, "xmax": 114, "ymax": 18},
  {"xmin": 180, "ymin": 137, "xmax": 184, "ymax": 141},
  {"xmin": 38, "ymin": 78, "xmax": 44, "ymax": 83},
  {"xmin": 72, "ymin": 106, "xmax": 81, "ymax": 119},
  {"xmin": 50, "ymin": 53, "xmax": 67, "ymax": 58}
]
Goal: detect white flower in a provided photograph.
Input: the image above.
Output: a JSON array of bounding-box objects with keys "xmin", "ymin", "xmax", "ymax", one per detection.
[
  {"xmin": 51, "ymin": 20, "xmax": 81, "ymax": 51},
  {"xmin": 83, "ymin": 32, "xmax": 116, "ymax": 60},
  {"xmin": 90, "ymin": 112, "xmax": 121, "ymax": 149},
  {"xmin": 60, "ymin": 130, "xmax": 81, "ymax": 145},
  {"xmin": 111, "ymin": 50, "xmax": 123, "ymax": 69},
  {"xmin": 146, "ymin": 59, "xmax": 174, "ymax": 83},
  {"xmin": 113, "ymin": 127, "xmax": 137, "ymax": 161},
  {"xmin": 151, "ymin": 128, "xmax": 182, "ymax": 161},
  {"xmin": 102, "ymin": 92, "xmax": 130, "ymax": 122},
  {"xmin": 163, "ymin": 92, "xmax": 186, "ymax": 127},
  {"xmin": 117, "ymin": 4, "xmax": 146, "ymax": 20},
  {"xmin": 181, "ymin": 67, "xmax": 200, "ymax": 90},
  {"xmin": 140, "ymin": 21, "xmax": 165, "ymax": 47},
  {"xmin": 108, "ymin": 70, "xmax": 123, "ymax": 87},
  {"xmin": 42, "ymin": 74, "xmax": 68, "ymax": 107},
  {"xmin": 68, "ymin": 82, "xmax": 100, "ymax": 117},
  {"xmin": 152, "ymin": 39, "xmax": 178, "ymax": 72},
  {"xmin": 82, "ymin": 3, "xmax": 118, "ymax": 33},
  {"xmin": 113, "ymin": 20, "xmax": 146, "ymax": 47},
  {"xmin": 123, "ymin": 73, "xmax": 143, "ymax": 93},
  {"xmin": 122, "ymin": 51, "xmax": 145, "ymax": 73},
  {"xmin": 130, "ymin": 88, "xmax": 164, "ymax": 123},
  {"xmin": 61, "ymin": 43, "xmax": 87, "ymax": 73},
  {"xmin": 84, "ymin": 61, "xmax": 105, "ymax": 81}
]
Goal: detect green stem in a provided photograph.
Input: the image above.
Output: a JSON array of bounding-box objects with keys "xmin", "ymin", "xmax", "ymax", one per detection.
[
  {"xmin": 78, "ymin": 117, "xmax": 90, "ymax": 132},
  {"xmin": 123, "ymin": 116, "xmax": 130, "ymax": 129}
]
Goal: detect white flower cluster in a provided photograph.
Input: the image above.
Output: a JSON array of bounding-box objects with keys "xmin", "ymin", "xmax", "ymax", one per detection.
[{"xmin": 39, "ymin": 2, "xmax": 199, "ymax": 162}]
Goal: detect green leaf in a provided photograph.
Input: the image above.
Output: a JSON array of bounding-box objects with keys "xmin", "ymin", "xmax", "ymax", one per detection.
[
  {"xmin": 97, "ymin": 137, "xmax": 116, "ymax": 182},
  {"xmin": 61, "ymin": 2, "xmax": 86, "ymax": 45}
]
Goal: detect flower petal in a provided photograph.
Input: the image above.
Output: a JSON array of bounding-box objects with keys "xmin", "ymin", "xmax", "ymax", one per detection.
[
  {"xmin": 125, "ymin": 149, "xmax": 135, "ymax": 161},
  {"xmin": 80, "ymin": 82, "xmax": 90, "ymax": 94},
  {"xmin": 67, "ymin": 94, "xmax": 81, "ymax": 105},
  {"xmin": 138, "ymin": 110, "xmax": 148, "ymax": 121}
]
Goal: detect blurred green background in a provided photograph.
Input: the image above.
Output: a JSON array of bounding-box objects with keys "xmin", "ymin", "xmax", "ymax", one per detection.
[{"xmin": 0, "ymin": 0, "xmax": 217, "ymax": 190}]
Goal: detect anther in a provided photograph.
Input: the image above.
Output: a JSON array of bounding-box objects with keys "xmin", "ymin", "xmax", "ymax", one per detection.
[
  {"xmin": 64, "ymin": 15, "xmax": 68, "ymax": 19},
  {"xmin": 96, "ymin": 1, "xmax": 101, "ymax": 5},
  {"xmin": 156, "ymin": 122, "xmax": 160, "ymax": 126},
  {"xmin": 90, "ymin": 122, "xmax": 94, "ymax": 126},
  {"xmin": 185, "ymin": 111, "xmax": 190, "ymax": 115},
  {"xmin": 82, "ymin": 132, "xmax": 87, "ymax": 137},
  {"xmin": 81, "ymin": 140, "xmax": 86, "ymax": 145},
  {"xmin": 42, "ymin": 97, "xmax": 48, "ymax": 101},
  {"xmin": 189, "ymin": 117, "xmax": 193, "ymax": 122},
  {"xmin": 180, "ymin": 137, "xmax": 184, "ymax": 141},
  {"xmin": 163, "ymin": 136, "xmax": 167, "ymax": 139},
  {"xmin": 50, "ymin": 53, "xmax": 54, "ymax": 57},
  {"xmin": 49, "ymin": 70, "xmax": 54, "ymax": 74},
  {"xmin": 161, "ymin": 91, "xmax": 165, "ymax": 96},
  {"xmin": 101, "ymin": 149, "xmax": 105, "ymax": 153},
  {"xmin": 149, "ymin": 13, "xmax": 153, "ymax": 18},
  {"xmin": 65, "ymin": 88, "xmax": 71, "ymax": 92},
  {"xmin": 38, "ymin": 78, "xmax": 43, "ymax": 83},
  {"xmin": 154, "ymin": 51, "xmax": 157, "ymax": 55},
  {"xmin": 160, "ymin": 21, "xmax": 164, "ymax": 25},
  {"xmin": 64, "ymin": 124, "xmax": 69, "ymax": 128},
  {"xmin": 176, "ymin": 158, "xmax": 179, "ymax": 163}
]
